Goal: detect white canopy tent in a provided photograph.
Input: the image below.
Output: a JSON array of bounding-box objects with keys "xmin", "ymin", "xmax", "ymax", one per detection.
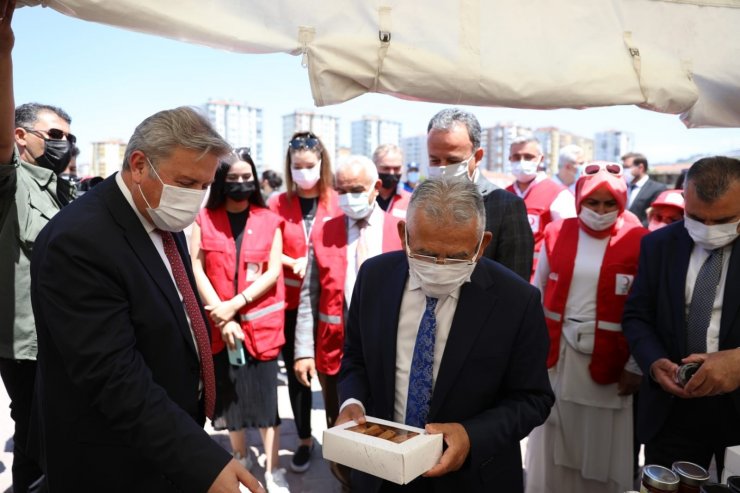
[{"xmin": 19, "ymin": 0, "xmax": 740, "ymax": 128}]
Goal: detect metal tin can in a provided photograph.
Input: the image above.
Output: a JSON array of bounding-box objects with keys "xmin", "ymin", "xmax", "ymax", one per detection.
[
  {"xmin": 672, "ymin": 461, "xmax": 710, "ymax": 493},
  {"xmin": 641, "ymin": 465, "xmax": 680, "ymax": 492},
  {"xmin": 675, "ymin": 363, "xmax": 701, "ymax": 387},
  {"xmin": 700, "ymin": 484, "xmax": 730, "ymax": 492}
]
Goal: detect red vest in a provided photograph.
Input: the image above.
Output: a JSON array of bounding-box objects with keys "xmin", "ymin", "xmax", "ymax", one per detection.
[
  {"xmin": 312, "ymin": 211, "xmax": 403, "ymax": 375},
  {"xmin": 268, "ymin": 191, "xmax": 339, "ymax": 310},
  {"xmin": 542, "ymin": 217, "xmax": 647, "ymax": 384},
  {"xmin": 507, "ymin": 178, "xmax": 565, "ymax": 277},
  {"xmin": 387, "ymin": 189, "xmax": 411, "ymax": 219},
  {"xmin": 196, "ymin": 206, "xmax": 286, "ymax": 361}
]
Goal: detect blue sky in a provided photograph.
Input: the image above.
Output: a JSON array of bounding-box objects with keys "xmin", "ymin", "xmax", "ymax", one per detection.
[{"xmin": 10, "ymin": 5, "xmax": 740, "ymax": 169}]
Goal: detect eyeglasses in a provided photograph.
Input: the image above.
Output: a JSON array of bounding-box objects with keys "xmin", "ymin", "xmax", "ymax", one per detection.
[
  {"xmin": 23, "ymin": 127, "xmax": 77, "ymax": 145},
  {"xmin": 289, "ymin": 134, "xmax": 321, "ymax": 150},
  {"xmin": 583, "ymin": 162, "xmax": 623, "ymax": 176},
  {"xmin": 405, "ymin": 230, "xmax": 481, "ymax": 265}
]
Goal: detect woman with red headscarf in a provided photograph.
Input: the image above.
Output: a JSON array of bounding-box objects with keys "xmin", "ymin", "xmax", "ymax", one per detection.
[{"xmin": 525, "ymin": 162, "xmax": 648, "ymax": 493}]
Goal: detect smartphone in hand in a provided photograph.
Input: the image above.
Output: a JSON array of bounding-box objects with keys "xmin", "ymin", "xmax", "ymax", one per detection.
[{"xmin": 228, "ymin": 343, "xmax": 246, "ymax": 366}]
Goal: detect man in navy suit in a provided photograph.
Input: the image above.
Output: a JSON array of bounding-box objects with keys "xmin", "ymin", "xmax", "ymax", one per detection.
[
  {"xmin": 623, "ymin": 156, "xmax": 740, "ymax": 477},
  {"xmin": 30, "ymin": 107, "xmax": 265, "ymax": 492},
  {"xmin": 622, "ymin": 152, "xmax": 667, "ymax": 227},
  {"xmin": 337, "ymin": 178, "xmax": 554, "ymax": 492}
]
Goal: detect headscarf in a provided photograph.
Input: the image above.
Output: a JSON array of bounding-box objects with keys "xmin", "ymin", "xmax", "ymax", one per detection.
[{"xmin": 574, "ymin": 163, "xmax": 629, "ymax": 238}]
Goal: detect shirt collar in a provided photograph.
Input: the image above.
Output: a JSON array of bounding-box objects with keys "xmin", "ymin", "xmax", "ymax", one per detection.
[
  {"xmin": 633, "ymin": 174, "xmax": 649, "ymax": 188},
  {"xmin": 115, "ymin": 171, "xmax": 156, "ymax": 233}
]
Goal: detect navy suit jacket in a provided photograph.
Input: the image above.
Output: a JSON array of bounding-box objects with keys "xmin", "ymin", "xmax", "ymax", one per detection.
[
  {"xmin": 339, "ymin": 251, "xmax": 554, "ymax": 493},
  {"xmin": 477, "ymin": 176, "xmax": 534, "ymax": 281},
  {"xmin": 30, "ymin": 175, "xmax": 231, "ymax": 492},
  {"xmin": 623, "ymin": 221, "xmax": 740, "ymax": 443},
  {"xmin": 628, "ymin": 178, "xmax": 667, "ymax": 226}
]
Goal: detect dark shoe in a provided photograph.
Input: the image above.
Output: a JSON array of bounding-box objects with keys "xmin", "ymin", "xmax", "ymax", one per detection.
[{"xmin": 290, "ymin": 443, "xmax": 314, "ymax": 473}]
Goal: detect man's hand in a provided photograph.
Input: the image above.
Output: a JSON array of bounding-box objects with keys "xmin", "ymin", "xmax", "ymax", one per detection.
[
  {"xmin": 650, "ymin": 358, "xmax": 689, "ymax": 398},
  {"xmin": 208, "ymin": 459, "xmax": 265, "ymax": 493},
  {"xmin": 221, "ymin": 321, "xmax": 244, "ymax": 350},
  {"xmin": 423, "ymin": 422, "xmax": 470, "ymax": 477},
  {"xmin": 292, "ymin": 256, "xmax": 307, "ymax": 278},
  {"xmin": 335, "ymin": 403, "xmax": 366, "ymax": 427},
  {"xmin": 617, "ymin": 369, "xmax": 642, "ymax": 396},
  {"xmin": 206, "ymin": 299, "xmax": 239, "ymax": 328},
  {"xmin": 683, "ymin": 349, "xmax": 740, "ymax": 397},
  {"xmin": 293, "ymin": 357, "xmax": 316, "ymax": 387}
]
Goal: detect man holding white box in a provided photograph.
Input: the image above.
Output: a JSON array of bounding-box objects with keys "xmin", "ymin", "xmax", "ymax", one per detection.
[{"xmin": 336, "ymin": 178, "xmax": 554, "ymax": 492}]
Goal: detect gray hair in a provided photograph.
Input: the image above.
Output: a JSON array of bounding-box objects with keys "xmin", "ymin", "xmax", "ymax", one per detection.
[
  {"xmin": 686, "ymin": 156, "xmax": 740, "ymax": 202},
  {"xmin": 372, "ymin": 143, "xmax": 403, "ymax": 166},
  {"xmin": 427, "ymin": 108, "xmax": 482, "ymax": 150},
  {"xmin": 558, "ymin": 145, "xmax": 584, "ymax": 169},
  {"xmin": 335, "ymin": 154, "xmax": 379, "ymax": 184},
  {"xmin": 408, "ymin": 178, "xmax": 485, "ymax": 237},
  {"xmin": 510, "ymin": 136, "xmax": 543, "ymax": 155},
  {"xmin": 15, "ymin": 103, "xmax": 72, "ymax": 128},
  {"xmin": 122, "ymin": 106, "xmax": 231, "ymax": 170}
]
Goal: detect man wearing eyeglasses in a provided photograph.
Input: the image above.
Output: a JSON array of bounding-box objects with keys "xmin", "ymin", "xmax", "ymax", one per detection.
[
  {"xmin": 0, "ymin": 5, "xmax": 75, "ymax": 490},
  {"xmin": 372, "ymin": 143, "xmax": 411, "ymax": 219},
  {"xmin": 426, "ymin": 108, "xmax": 534, "ymax": 281},
  {"xmin": 336, "ymin": 178, "xmax": 554, "ymax": 492},
  {"xmin": 294, "ymin": 155, "xmax": 402, "ymax": 489},
  {"xmin": 621, "ymin": 152, "xmax": 667, "ymax": 227},
  {"xmin": 506, "ymin": 136, "xmax": 576, "ymax": 279}
]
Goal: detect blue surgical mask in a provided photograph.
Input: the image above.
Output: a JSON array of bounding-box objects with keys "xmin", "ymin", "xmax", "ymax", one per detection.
[{"xmin": 407, "ymin": 171, "xmax": 420, "ymax": 183}]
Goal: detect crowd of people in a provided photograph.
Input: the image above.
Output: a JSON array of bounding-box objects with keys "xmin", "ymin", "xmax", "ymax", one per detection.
[{"xmin": 2, "ymin": 4, "xmax": 740, "ymax": 493}]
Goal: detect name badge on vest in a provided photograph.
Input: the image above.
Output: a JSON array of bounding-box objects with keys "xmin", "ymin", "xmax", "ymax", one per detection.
[
  {"xmin": 246, "ymin": 263, "xmax": 262, "ymax": 282},
  {"xmin": 615, "ymin": 274, "xmax": 634, "ymax": 295},
  {"xmin": 527, "ymin": 214, "xmax": 540, "ymax": 233}
]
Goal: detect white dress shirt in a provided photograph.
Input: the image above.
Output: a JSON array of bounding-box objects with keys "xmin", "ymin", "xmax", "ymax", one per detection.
[
  {"xmin": 627, "ymin": 174, "xmax": 649, "ymax": 208},
  {"xmin": 115, "ymin": 173, "xmax": 201, "ymax": 359},
  {"xmin": 339, "ymin": 275, "xmax": 463, "ymax": 422},
  {"xmin": 344, "ymin": 204, "xmax": 385, "ymax": 305},
  {"xmin": 684, "ymin": 242, "xmax": 733, "ymax": 353}
]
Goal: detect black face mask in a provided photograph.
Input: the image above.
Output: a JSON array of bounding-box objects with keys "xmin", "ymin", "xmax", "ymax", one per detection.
[
  {"xmin": 378, "ymin": 172, "xmax": 401, "ymax": 190},
  {"xmin": 224, "ymin": 181, "xmax": 256, "ymax": 201},
  {"xmin": 34, "ymin": 139, "xmax": 72, "ymax": 175}
]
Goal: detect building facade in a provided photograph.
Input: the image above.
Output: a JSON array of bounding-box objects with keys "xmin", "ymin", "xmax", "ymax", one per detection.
[
  {"xmin": 90, "ymin": 140, "xmax": 127, "ymax": 177},
  {"xmin": 351, "ymin": 115, "xmax": 402, "ymax": 158},
  {"xmin": 202, "ymin": 99, "xmax": 264, "ymax": 171},
  {"xmin": 594, "ymin": 130, "xmax": 634, "ymax": 162},
  {"xmin": 282, "ymin": 110, "xmax": 340, "ymax": 163}
]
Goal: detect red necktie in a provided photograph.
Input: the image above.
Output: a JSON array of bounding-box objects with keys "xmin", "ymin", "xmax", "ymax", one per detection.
[{"xmin": 157, "ymin": 230, "xmax": 216, "ymax": 419}]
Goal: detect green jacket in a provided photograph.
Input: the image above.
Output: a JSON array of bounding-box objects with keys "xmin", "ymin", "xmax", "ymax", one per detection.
[{"xmin": 0, "ymin": 147, "xmax": 60, "ymax": 360}]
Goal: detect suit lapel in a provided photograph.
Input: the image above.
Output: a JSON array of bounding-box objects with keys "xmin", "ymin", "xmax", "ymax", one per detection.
[
  {"xmin": 669, "ymin": 224, "xmax": 692, "ymax": 357},
  {"xmin": 720, "ymin": 238, "xmax": 740, "ymax": 345},
  {"xmin": 380, "ymin": 255, "xmax": 409, "ymax": 417},
  {"xmin": 101, "ymin": 176, "xmax": 198, "ymax": 356},
  {"xmin": 428, "ymin": 264, "xmax": 496, "ymax": 419}
]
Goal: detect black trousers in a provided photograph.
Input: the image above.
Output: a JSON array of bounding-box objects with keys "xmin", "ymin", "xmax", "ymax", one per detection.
[
  {"xmin": 281, "ymin": 309, "xmax": 313, "ymax": 440},
  {"xmin": 0, "ymin": 358, "xmax": 44, "ymax": 493},
  {"xmin": 645, "ymin": 394, "xmax": 740, "ymax": 481}
]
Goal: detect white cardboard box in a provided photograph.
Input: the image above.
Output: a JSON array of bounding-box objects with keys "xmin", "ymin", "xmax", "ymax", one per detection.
[
  {"xmin": 722, "ymin": 445, "xmax": 740, "ymax": 483},
  {"xmin": 323, "ymin": 416, "xmax": 443, "ymax": 485}
]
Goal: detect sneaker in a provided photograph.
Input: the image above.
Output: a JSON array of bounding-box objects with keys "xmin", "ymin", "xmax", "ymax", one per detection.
[
  {"xmin": 264, "ymin": 468, "xmax": 290, "ymax": 493},
  {"xmin": 234, "ymin": 451, "xmax": 253, "ymax": 471},
  {"xmin": 290, "ymin": 443, "xmax": 314, "ymax": 473}
]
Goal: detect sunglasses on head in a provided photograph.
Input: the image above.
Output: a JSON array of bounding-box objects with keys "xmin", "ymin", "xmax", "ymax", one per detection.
[
  {"xmin": 583, "ymin": 162, "xmax": 622, "ymax": 176},
  {"xmin": 234, "ymin": 147, "xmax": 251, "ymax": 159},
  {"xmin": 289, "ymin": 134, "xmax": 320, "ymax": 150},
  {"xmin": 24, "ymin": 127, "xmax": 77, "ymax": 145}
]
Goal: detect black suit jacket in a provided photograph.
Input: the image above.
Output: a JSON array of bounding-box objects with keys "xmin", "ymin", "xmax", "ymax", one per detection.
[
  {"xmin": 628, "ymin": 177, "xmax": 667, "ymax": 226},
  {"xmin": 30, "ymin": 176, "xmax": 231, "ymax": 492},
  {"xmin": 623, "ymin": 222, "xmax": 740, "ymax": 443},
  {"xmin": 476, "ymin": 176, "xmax": 534, "ymax": 280},
  {"xmin": 339, "ymin": 251, "xmax": 554, "ymax": 493}
]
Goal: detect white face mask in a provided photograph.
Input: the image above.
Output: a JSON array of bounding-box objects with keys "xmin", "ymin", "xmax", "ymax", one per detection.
[
  {"xmin": 338, "ymin": 191, "xmax": 373, "ymax": 220},
  {"xmin": 407, "ymin": 171, "xmax": 420, "ymax": 183},
  {"xmin": 511, "ymin": 160, "xmax": 539, "ymax": 182},
  {"xmin": 579, "ymin": 206, "xmax": 619, "ymax": 231},
  {"xmin": 684, "ymin": 216, "xmax": 740, "ymax": 250},
  {"xmin": 139, "ymin": 158, "xmax": 205, "ymax": 232},
  {"xmin": 624, "ymin": 169, "xmax": 635, "ymax": 186},
  {"xmin": 406, "ymin": 234, "xmax": 483, "ymax": 299},
  {"xmin": 426, "ymin": 153, "xmax": 475, "ymax": 182},
  {"xmin": 291, "ymin": 165, "xmax": 321, "ymax": 190}
]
